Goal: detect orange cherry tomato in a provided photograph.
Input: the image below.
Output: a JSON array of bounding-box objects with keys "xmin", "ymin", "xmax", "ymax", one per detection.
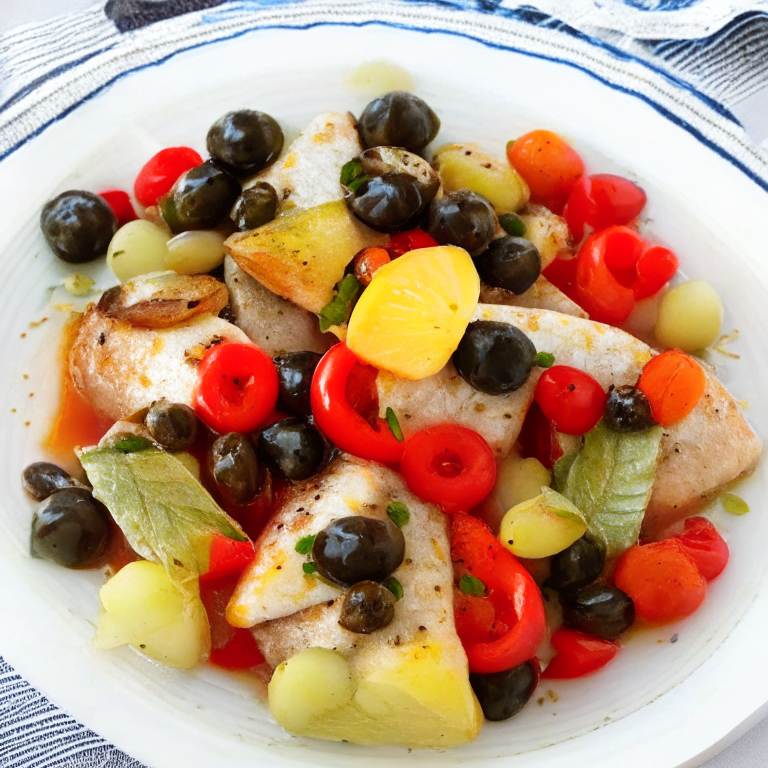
[
  {"xmin": 637, "ymin": 350, "xmax": 706, "ymax": 426},
  {"xmin": 614, "ymin": 540, "xmax": 706, "ymax": 624},
  {"xmin": 507, "ymin": 130, "xmax": 584, "ymax": 214},
  {"xmin": 353, "ymin": 246, "xmax": 390, "ymax": 285}
]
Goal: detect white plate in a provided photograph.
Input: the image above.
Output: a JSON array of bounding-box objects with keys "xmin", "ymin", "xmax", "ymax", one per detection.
[{"xmin": 1, "ymin": 8, "xmax": 768, "ymax": 768}]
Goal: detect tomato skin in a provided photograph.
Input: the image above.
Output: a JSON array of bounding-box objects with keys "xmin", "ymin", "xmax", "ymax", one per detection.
[
  {"xmin": 387, "ymin": 229, "xmax": 438, "ymax": 258},
  {"xmin": 400, "ymin": 424, "xmax": 496, "ymax": 514},
  {"xmin": 134, "ymin": 146, "xmax": 203, "ymax": 208},
  {"xmin": 454, "ymin": 590, "xmax": 500, "ymax": 645},
  {"xmin": 310, "ymin": 344, "xmax": 404, "ymax": 466},
  {"xmin": 451, "ymin": 512, "xmax": 546, "ymax": 674},
  {"xmin": 98, "ymin": 189, "xmax": 138, "ymax": 227},
  {"xmin": 209, "ymin": 628, "xmax": 265, "ymax": 669},
  {"xmin": 672, "ymin": 517, "xmax": 729, "ymax": 581},
  {"xmin": 637, "ymin": 350, "xmax": 706, "ymax": 426},
  {"xmin": 541, "ymin": 628, "xmax": 619, "ymax": 679},
  {"xmin": 563, "ymin": 174, "xmax": 647, "ymax": 241},
  {"xmin": 200, "ymin": 534, "xmax": 256, "ymax": 584},
  {"xmin": 614, "ymin": 540, "xmax": 706, "ymax": 624},
  {"xmin": 507, "ymin": 130, "xmax": 584, "ymax": 214},
  {"xmin": 534, "ymin": 366, "xmax": 606, "ymax": 436},
  {"xmin": 194, "ymin": 342, "xmax": 279, "ymax": 435},
  {"xmin": 518, "ymin": 401, "xmax": 563, "ymax": 470}
]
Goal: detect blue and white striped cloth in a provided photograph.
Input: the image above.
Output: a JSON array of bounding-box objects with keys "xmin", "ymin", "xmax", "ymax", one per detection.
[{"xmin": 1, "ymin": 2, "xmax": 767, "ymax": 765}]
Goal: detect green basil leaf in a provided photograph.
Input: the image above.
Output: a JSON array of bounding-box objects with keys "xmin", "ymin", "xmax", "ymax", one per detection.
[
  {"xmin": 112, "ymin": 435, "xmax": 153, "ymax": 453},
  {"xmin": 459, "ymin": 573, "xmax": 487, "ymax": 598},
  {"xmin": 295, "ymin": 534, "xmax": 317, "ymax": 555},
  {"xmin": 79, "ymin": 444, "xmax": 246, "ymax": 598},
  {"xmin": 303, "ymin": 562, "xmax": 318, "ymax": 575},
  {"xmin": 318, "ymin": 274, "xmax": 361, "ymax": 332},
  {"xmin": 386, "ymin": 502, "xmax": 410, "ymax": 528},
  {"xmin": 562, "ymin": 420, "xmax": 663, "ymax": 556}
]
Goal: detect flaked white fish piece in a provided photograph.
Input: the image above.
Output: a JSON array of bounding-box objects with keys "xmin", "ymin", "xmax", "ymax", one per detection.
[
  {"xmin": 379, "ymin": 304, "xmax": 761, "ymax": 532},
  {"xmin": 480, "ymin": 276, "xmax": 588, "ymax": 318}
]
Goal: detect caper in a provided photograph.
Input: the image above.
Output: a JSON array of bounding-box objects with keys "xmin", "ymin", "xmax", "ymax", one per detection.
[
  {"xmin": 312, "ymin": 516, "xmax": 405, "ymax": 587},
  {"xmin": 145, "ymin": 400, "xmax": 198, "ymax": 452},
  {"xmin": 426, "ymin": 189, "xmax": 497, "ymax": 257},
  {"xmin": 338, "ymin": 580, "xmax": 396, "ymax": 634},
  {"xmin": 206, "ymin": 109, "xmax": 284, "ymax": 177},
  {"xmin": 561, "ymin": 585, "xmax": 635, "ymax": 640},
  {"xmin": 31, "ymin": 488, "xmax": 111, "ymax": 568},
  {"xmin": 207, "ymin": 433, "xmax": 260, "ymax": 506},
  {"xmin": 604, "ymin": 385, "xmax": 656, "ymax": 432},
  {"xmin": 40, "ymin": 190, "xmax": 117, "ymax": 263},
  {"xmin": 545, "ymin": 536, "xmax": 604, "ymax": 594},
  {"xmin": 274, "ymin": 351, "xmax": 322, "ymax": 416},
  {"xmin": 230, "ymin": 182, "xmax": 278, "ymax": 231},
  {"xmin": 22, "ymin": 462, "xmax": 82, "ymax": 501},
  {"xmin": 358, "ymin": 92, "xmax": 440, "ymax": 153}
]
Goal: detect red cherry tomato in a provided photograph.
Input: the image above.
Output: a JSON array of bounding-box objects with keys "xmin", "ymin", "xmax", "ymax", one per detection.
[
  {"xmin": 387, "ymin": 229, "xmax": 438, "ymax": 258},
  {"xmin": 310, "ymin": 344, "xmax": 404, "ymax": 466},
  {"xmin": 209, "ymin": 628, "xmax": 265, "ymax": 670},
  {"xmin": 194, "ymin": 342, "xmax": 278, "ymax": 434},
  {"xmin": 453, "ymin": 590, "xmax": 501, "ymax": 645},
  {"xmin": 400, "ymin": 424, "xmax": 496, "ymax": 514},
  {"xmin": 534, "ymin": 366, "xmax": 606, "ymax": 436},
  {"xmin": 98, "ymin": 189, "xmax": 138, "ymax": 227},
  {"xmin": 563, "ymin": 174, "xmax": 647, "ymax": 241},
  {"xmin": 506, "ymin": 130, "xmax": 584, "ymax": 214},
  {"xmin": 200, "ymin": 534, "xmax": 256, "ymax": 584},
  {"xmin": 614, "ymin": 540, "xmax": 706, "ymax": 624},
  {"xmin": 134, "ymin": 146, "xmax": 203, "ymax": 208},
  {"xmin": 671, "ymin": 517, "xmax": 729, "ymax": 581},
  {"xmin": 542, "ymin": 628, "xmax": 619, "ymax": 679}
]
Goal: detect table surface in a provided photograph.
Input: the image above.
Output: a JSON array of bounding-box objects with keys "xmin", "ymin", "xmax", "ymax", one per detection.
[{"xmin": 1, "ymin": 3, "xmax": 767, "ymax": 767}]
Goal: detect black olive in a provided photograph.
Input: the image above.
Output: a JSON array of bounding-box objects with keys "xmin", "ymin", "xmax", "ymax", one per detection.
[
  {"xmin": 604, "ymin": 385, "xmax": 656, "ymax": 432},
  {"xmin": 427, "ymin": 190, "xmax": 497, "ymax": 257},
  {"xmin": 470, "ymin": 661, "xmax": 538, "ymax": 721},
  {"xmin": 206, "ymin": 110, "xmax": 284, "ymax": 177},
  {"xmin": 562, "ymin": 585, "xmax": 635, "ymax": 640},
  {"xmin": 230, "ymin": 182, "xmax": 278, "ymax": 231},
  {"xmin": 22, "ymin": 462, "xmax": 82, "ymax": 501},
  {"xmin": 31, "ymin": 488, "xmax": 111, "ymax": 568},
  {"xmin": 338, "ymin": 580, "xmax": 396, "ymax": 634},
  {"xmin": 545, "ymin": 536, "xmax": 605, "ymax": 594},
  {"xmin": 159, "ymin": 161, "xmax": 241, "ymax": 234},
  {"xmin": 274, "ymin": 351, "xmax": 323, "ymax": 416},
  {"xmin": 40, "ymin": 190, "xmax": 117, "ymax": 264},
  {"xmin": 475, "ymin": 236, "xmax": 541, "ymax": 295},
  {"xmin": 257, "ymin": 418, "xmax": 326, "ymax": 481},
  {"xmin": 358, "ymin": 92, "xmax": 440, "ymax": 153},
  {"xmin": 207, "ymin": 433, "xmax": 260, "ymax": 505},
  {"xmin": 145, "ymin": 400, "xmax": 198, "ymax": 452},
  {"xmin": 453, "ymin": 320, "xmax": 537, "ymax": 395},
  {"xmin": 312, "ymin": 516, "xmax": 405, "ymax": 587}
]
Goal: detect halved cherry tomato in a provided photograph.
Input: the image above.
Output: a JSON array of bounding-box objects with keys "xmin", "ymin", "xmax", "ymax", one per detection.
[
  {"xmin": 518, "ymin": 401, "xmax": 564, "ymax": 470},
  {"xmin": 200, "ymin": 533, "xmax": 256, "ymax": 584},
  {"xmin": 506, "ymin": 130, "xmax": 584, "ymax": 214},
  {"xmin": 98, "ymin": 189, "xmax": 138, "ymax": 227},
  {"xmin": 614, "ymin": 540, "xmax": 706, "ymax": 624},
  {"xmin": 134, "ymin": 146, "xmax": 203, "ymax": 208},
  {"xmin": 672, "ymin": 517, "xmax": 729, "ymax": 581},
  {"xmin": 453, "ymin": 590, "xmax": 502, "ymax": 645},
  {"xmin": 400, "ymin": 424, "xmax": 496, "ymax": 513},
  {"xmin": 637, "ymin": 350, "xmax": 705, "ymax": 426},
  {"xmin": 542, "ymin": 628, "xmax": 619, "ymax": 679},
  {"xmin": 534, "ymin": 366, "xmax": 606, "ymax": 436},
  {"xmin": 387, "ymin": 229, "xmax": 438, "ymax": 258},
  {"xmin": 563, "ymin": 174, "xmax": 647, "ymax": 241},
  {"xmin": 451, "ymin": 512, "xmax": 546, "ymax": 673},
  {"xmin": 209, "ymin": 628, "xmax": 265, "ymax": 670},
  {"xmin": 194, "ymin": 342, "xmax": 278, "ymax": 434},
  {"xmin": 310, "ymin": 344, "xmax": 404, "ymax": 466},
  {"xmin": 353, "ymin": 246, "xmax": 390, "ymax": 285}
]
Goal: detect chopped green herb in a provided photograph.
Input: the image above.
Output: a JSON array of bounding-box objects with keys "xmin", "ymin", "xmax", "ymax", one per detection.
[
  {"xmin": 303, "ymin": 562, "xmax": 318, "ymax": 575},
  {"xmin": 386, "ymin": 502, "xmax": 410, "ymax": 528},
  {"xmin": 385, "ymin": 407, "xmax": 404, "ymax": 442},
  {"xmin": 499, "ymin": 213, "xmax": 526, "ymax": 237},
  {"xmin": 340, "ymin": 159, "xmax": 371, "ymax": 194},
  {"xmin": 534, "ymin": 351, "xmax": 555, "ymax": 368},
  {"xmin": 318, "ymin": 274, "xmax": 361, "ymax": 332},
  {"xmin": 383, "ymin": 576, "xmax": 404, "ymax": 601},
  {"xmin": 64, "ymin": 273, "xmax": 95, "ymax": 297},
  {"xmin": 722, "ymin": 493, "xmax": 749, "ymax": 516},
  {"xmin": 459, "ymin": 573, "xmax": 487, "ymax": 598},
  {"xmin": 295, "ymin": 534, "xmax": 317, "ymax": 555},
  {"xmin": 112, "ymin": 436, "xmax": 153, "ymax": 453}
]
